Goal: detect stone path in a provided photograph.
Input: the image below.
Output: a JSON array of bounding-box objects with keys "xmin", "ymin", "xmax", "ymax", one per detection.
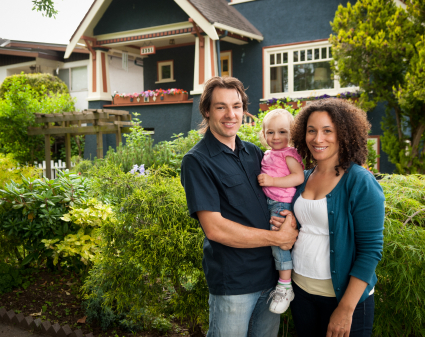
[{"xmin": 0, "ymin": 323, "xmax": 45, "ymax": 337}]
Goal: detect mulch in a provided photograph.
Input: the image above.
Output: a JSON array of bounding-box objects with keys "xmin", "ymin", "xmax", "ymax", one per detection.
[{"xmin": 0, "ymin": 268, "xmax": 194, "ymax": 337}]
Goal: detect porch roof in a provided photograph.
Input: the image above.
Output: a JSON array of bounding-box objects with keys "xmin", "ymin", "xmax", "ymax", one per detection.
[{"xmin": 65, "ymin": 0, "xmax": 263, "ymax": 58}]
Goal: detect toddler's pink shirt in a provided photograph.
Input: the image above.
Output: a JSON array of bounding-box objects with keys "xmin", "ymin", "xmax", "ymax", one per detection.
[{"xmin": 260, "ymin": 147, "xmax": 304, "ymax": 203}]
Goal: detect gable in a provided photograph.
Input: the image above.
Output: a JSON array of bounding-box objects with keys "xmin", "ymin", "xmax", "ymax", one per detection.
[{"xmin": 93, "ymin": 0, "xmax": 190, "ymax": 36}]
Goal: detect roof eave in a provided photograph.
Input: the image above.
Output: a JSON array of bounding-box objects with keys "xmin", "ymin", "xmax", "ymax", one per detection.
[
  {"xmin": 65, "ymin": 0, "xmax": 111, "ymax": 59},
  {"xmin": 213, "ymin": 22, "xmax": 263, "ymax": 42}
]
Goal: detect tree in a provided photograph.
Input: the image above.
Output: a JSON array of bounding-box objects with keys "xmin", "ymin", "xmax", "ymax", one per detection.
[
  {"xmin": 330, "ymin": 0, "xmax": 425, "ymax": 173},
  {"xmin": 32, "ymin": 0, "xmax": 58, "ymax": 18},
  {"xmin": 0, "ymin": 74, "xmax": 75, "ymax": 163}
]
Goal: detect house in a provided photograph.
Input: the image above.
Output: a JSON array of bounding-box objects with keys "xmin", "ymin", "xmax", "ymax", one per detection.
[
  {"xmin": 0, "ymin": 39, "xmax": 144, "ymax": 112},
  {"xmin": 62, "ymin": 0, "xmax": 398, "ymax": 172}
]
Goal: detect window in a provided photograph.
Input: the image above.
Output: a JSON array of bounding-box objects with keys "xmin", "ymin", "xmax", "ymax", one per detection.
[
  {"xmin": 264, "ymin": 41, "xmax": 357, "ymax": 99},
  {"xmin": 220, "ymin": 51, "xmax": 232, "ymax": 77},
  {"xmin": 156, "ymin": 60, "xmax": 175, "ymax": 84},
  {"xmin": 58, "ymin": 66, "xmax": 88, "ymax": 91}
]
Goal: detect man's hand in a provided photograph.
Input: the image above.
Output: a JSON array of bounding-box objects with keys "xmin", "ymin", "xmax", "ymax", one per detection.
[
  {"xmin": 270, "ymin": 210, "xmax": 298, "ymax": 250},
  {"xmin": 257, "ymin": 173, "xmax": 274, "ymax": 187},
  {"xmin": 272, "ymin": 212, "xmax": 298, "ymax": 250}
]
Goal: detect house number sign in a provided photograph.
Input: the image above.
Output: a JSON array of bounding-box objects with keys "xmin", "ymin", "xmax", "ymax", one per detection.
[{"xmin": 140, "ymin": 46, "xmax": 156, "ymax": 55}]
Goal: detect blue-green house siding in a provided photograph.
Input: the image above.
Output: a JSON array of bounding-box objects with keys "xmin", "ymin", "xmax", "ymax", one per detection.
[
  {"xmin": 94, "ymin": 0, "xmax": 189, "ymax": 36},
  {"xmin": 142, "ymin": 44, "xmax": 195, "ymax": 94}
]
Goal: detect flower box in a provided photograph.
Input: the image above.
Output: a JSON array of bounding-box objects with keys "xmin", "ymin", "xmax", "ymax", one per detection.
[
  {"xmin": 259, "ymin": 92, "xmax": 360, "ymax": 112},
  {"xmin": 112, "ymin": 89, "xmax": 189, "ymax": 105}
]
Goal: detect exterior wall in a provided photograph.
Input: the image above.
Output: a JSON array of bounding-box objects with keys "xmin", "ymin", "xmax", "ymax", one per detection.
[
  {"xmin": 84, "ymin": 101, "xmax": 194, "ymax": 159},
  {"xmin": 223, "ymin": 0, "xmax": 348, "ymax": 107},
  {"xmin": 142, "ymin": 44, "xmax": 194, "ymax": 94},
  {"xmin": 93, "ymin": 0, "xmax": 189, "ymax": 35},
  {"xmin": 109, "ymin": 56, "xmax": 144, "ymax": 96}
]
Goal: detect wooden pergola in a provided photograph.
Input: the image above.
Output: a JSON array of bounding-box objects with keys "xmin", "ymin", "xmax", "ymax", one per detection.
[{"xmin": 28, "ymin": 109, "xmax": 133, "ymax": 179}]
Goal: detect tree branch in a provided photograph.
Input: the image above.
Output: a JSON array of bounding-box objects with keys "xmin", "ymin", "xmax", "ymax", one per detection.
[{"xmin": 403, "ymin": 208, "xmax": 425, "ymax": 226}]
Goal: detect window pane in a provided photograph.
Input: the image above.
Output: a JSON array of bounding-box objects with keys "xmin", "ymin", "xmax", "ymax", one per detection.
[
  {"xmin": 270, "ymin": 54, "xmax": 275, "ymax": 65},
  {"xmin": 314, "ymin": 48, "xmax": 320, "ymax": 60},
  {"xmin": 222, "ymin": 59, "xmax": 229, "ymax": 72},
  {"xmin": 307, "ymin": 49, "xmax": 312, "ymax": 61},
  {"xmin": 293, "ymin": 61, "xmax": 334, "ymax": 91},
  {"xmin": 58, "ymin": 69, "xmax": 70, "ymax": 90},
  {"xmin": 301, "ymin": 50, "xmax": 305, "ymax": 62},
  {"xmin": 276, "ymin": 53, "xmax": 281, "ymax": 64},
  {"xmin": 329, "ymin": 47, "xmax": 332, "ymax": 58},
  {"xmin": 321, "ymin": 47, "xmax": 327, "ymax": 59},
  {"xmin": 162, "ymin": 65, "xmax": 171, "ymax": 79},
  {"xmin": 294, "ymin": 51, "xmax": 298, "ymax": 62},
  {"xmin": 270, "ymin": 65, "xmax": 288, "ymax": 93},
  {"xmin": 283, "ymin": 52, "xmax": 288, "ymax": 63},
  {"xmin": 71, "ymin": 66, "xmax": 87, "ymax": 91}
]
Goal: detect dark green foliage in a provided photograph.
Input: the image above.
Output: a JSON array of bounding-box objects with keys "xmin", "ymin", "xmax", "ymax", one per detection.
[
  {"xmin": 0, "ymin": 263, "xmax": 22, "ymax": 294},
  {"xmin": 0, "ymin": 170, "xmax": 89, "ymax": 266},
  {"xmin": 330, "ymin": 0, "xmax": 425, "ymax": 173},
  {"xmin": 0, "ymin": 73, "xmax": 69, "ymax": 99},
  {"xmin": 375, "ymin": 175, "xmax": 425, "ymax": 336},
  {"xmin": 83, "ymin": 166, "xmax": 207, "ymax": 333}
]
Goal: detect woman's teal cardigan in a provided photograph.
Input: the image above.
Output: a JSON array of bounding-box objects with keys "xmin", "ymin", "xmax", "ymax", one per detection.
[{"xmin": 292, "ymin": 162, "xmax": 385, "ymax": 304}]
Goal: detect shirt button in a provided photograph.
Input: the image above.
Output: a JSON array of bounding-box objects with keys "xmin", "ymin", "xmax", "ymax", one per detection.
[
  {"xmin": 330, "ymin": 211, "xmax": 334, "ymax": 215},
  {"xmin": 330, "ymin": 231, "xmax": 334, "ymax": 234},
  {"xmin": 330, "ymin": 250, "xmax": 334, "ymax": 253},
  {"xmin": 337, "ymin": 288, "xmax": 340, "ymax": 291},
  {"xmin": 332, "ymin": 271, "xmax": 336, "ymax": 274},
  {"xmin": 328, "ymin": 193, "xmax": 332, "ymax": 197}
]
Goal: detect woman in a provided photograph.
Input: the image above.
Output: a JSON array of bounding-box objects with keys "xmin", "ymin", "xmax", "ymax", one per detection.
[{"xmin": 287, "ymin": 99, "xmax": 385, "ymax": 337}]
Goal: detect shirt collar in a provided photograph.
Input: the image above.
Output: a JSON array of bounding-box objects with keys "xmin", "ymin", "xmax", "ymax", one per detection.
[{"xmin": 204, "ymin": 128, "xmax": 248, "ymax": 157}]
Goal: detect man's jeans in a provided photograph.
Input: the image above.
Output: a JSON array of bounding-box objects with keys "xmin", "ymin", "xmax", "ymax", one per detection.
[{"xmin": 207, "ymin": 287, "xmax": 280, "ymax": 337}]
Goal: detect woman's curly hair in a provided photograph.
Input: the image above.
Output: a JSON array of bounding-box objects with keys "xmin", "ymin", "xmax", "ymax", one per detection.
[{"xmin": 291, "ymin": 98, "xmax": 371, "ymax": 176}]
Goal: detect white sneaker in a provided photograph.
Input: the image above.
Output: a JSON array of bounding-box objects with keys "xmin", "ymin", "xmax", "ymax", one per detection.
[{"xmin": 268, "ymin": 285, "xmax": 294, "ymax": 314}]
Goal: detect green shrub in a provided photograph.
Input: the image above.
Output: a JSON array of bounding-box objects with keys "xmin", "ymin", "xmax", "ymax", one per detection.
[
  {"xmin": 83, "ymin": 166, "xmax": 207, "ymax": 333},
  {"xmin": 0, "ymin": 170, "xmax": 89, "ymax": 267},
  {"xmin": 0, "ymin": 263, "xmax": 22, "ymax": 294},
  {"xmin": 374, "ymin": 174, "xmax": 425, "ymax": 336},
  {"xmin": 0, "ymin": 73, "xmax": 75, "ymax": 163},
  {"xmin": 0, "ymin": 73, "xmax": 69, "ymax": 99},
  {"xmin": 0, "ymin": 153, "xmax": 40, "ymax": 187}
]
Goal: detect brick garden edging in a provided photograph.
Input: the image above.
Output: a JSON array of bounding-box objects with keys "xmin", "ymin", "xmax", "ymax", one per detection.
[{"xmin": 0, "ymin": 307, "xmax": 93, "ymax": 337}]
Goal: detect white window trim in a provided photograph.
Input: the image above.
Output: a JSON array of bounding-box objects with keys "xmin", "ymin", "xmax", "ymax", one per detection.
[
  {"xmin": 263, "ymin": 40, "xmax": 359, "ymax": 100},
  {"xmin": 155, "ymin": 60, "xmax": 175, "ymax": 84},
  {"xmin": 229, "ymin": 0, "xmax": 256, "ymax": 5}
]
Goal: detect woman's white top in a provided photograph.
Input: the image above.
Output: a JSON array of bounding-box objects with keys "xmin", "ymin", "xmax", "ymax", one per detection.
[{"xmin": 292, "ymin": 195, "xmax": 331, "ymax": 280}]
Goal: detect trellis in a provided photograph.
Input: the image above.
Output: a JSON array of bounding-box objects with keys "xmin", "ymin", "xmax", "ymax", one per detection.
[{"xmin": 28, "ymin": 109, "xmax": 134, "ymax": 179}]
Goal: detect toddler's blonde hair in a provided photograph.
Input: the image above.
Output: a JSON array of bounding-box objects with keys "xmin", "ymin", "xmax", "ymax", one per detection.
[{"xmin": 259, "ymin": 109, "xmax": 295, "ymax": 149}]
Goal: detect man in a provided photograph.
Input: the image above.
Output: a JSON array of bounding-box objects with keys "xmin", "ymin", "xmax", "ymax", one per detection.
[{"xmin": 181, "ymin": 77, "xmax": 298, "ymax": 336}]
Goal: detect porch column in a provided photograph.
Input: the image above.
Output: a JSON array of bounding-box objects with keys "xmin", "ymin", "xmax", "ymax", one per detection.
[
  {"xmin": 87, "ymin": 47, "xmax": 111, "ymax": 101},
  {"xmin": 191, "ymin": 35, "xmax": 218, "ymax": 95}
]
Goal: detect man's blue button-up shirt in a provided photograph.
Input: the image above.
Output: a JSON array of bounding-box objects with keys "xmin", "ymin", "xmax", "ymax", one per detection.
[{"xmin": 181, "ymin": 129, "xmax": 278, "ymax": 295}]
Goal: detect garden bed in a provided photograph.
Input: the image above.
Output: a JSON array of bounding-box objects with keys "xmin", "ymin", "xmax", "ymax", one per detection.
[{"xmin": 0, "ymin": 268, "xmax": 193, "ymax": 337}]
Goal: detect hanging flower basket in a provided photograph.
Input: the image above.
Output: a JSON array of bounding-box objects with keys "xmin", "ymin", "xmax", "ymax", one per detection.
[{"xmin": 113, "ymin": 89, "xmax": 189, "ymax": 105}]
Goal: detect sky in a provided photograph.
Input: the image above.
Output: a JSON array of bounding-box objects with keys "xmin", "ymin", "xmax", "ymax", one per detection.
[{"xmin": 0, "ymin": 0, "xmax": 95, "ymax": 45}]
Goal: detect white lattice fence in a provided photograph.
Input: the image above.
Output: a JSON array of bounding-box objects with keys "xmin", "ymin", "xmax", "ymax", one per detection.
[{"xmin": 34, "ymin": 160, "xmax": 75, "ymax": 179}]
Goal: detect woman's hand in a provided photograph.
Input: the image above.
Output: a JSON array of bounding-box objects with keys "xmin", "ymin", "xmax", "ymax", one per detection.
[
  {"xmin": 326, "ymin": 305, "xmax": 353, "ymax": 337},
  {"xmin": 257, "ymin": 173, "xmax": 274, "ymax": 187}
]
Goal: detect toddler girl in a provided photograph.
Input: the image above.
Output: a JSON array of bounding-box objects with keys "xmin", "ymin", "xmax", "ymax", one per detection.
[{"xmin": 257, "ymin": 109, "xmax": 304, "ymax": 314}]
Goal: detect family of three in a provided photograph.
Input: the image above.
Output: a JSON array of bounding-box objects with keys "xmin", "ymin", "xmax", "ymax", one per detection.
[{"xmin": 181, "ymin": 77, "xmax": 385, "ymax": 337}]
